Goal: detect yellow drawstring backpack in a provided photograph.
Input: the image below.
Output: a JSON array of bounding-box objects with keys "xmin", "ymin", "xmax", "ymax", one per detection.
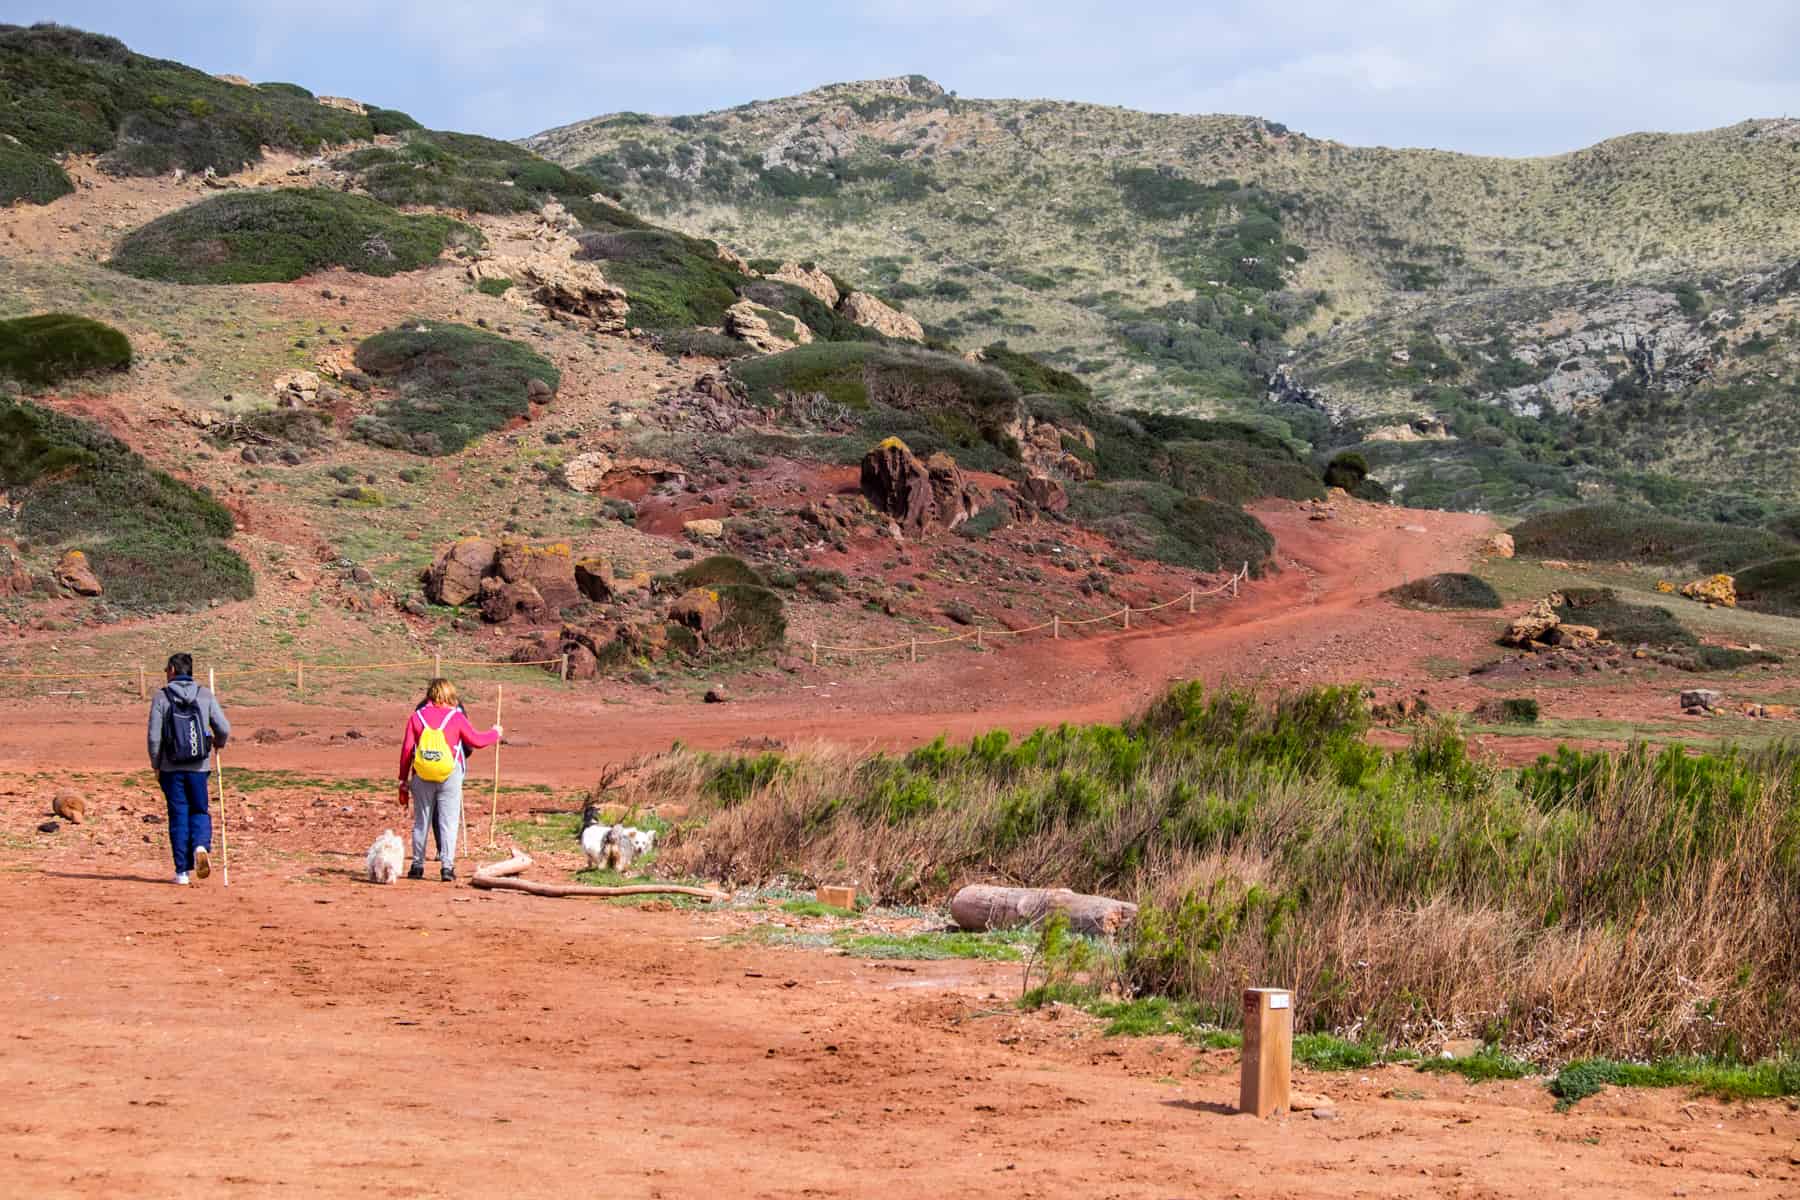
[{"xmin": 411, "ymin": 709, "xmax": 457, "ymax": 783}]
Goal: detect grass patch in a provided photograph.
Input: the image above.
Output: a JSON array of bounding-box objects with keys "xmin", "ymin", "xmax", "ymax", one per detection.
[
  {"xmin": 1733, "ymin": 557, "xmax": 1800, "ymax": 618},
  {"xmin": 1416, "ymin": 1049, "xmax": 1536, "ymax": 1082},
  {"xmin": 838, "ymin": 929, "xmax": 1034, "ymax": 961},
  {"xmin": 1548, "ymin": 1056, "xmax": 1800, "ymax": 1110},
  {"xmin": 109, "ymin": 189, "xmax": 477, "ymax": 284},
  {"xmin": 0, "ymin": 24, "xmax": 375, "ymax": 184},
  {"xmin": 351, "ymin": 321, "xmax": 558, "ymax": 456},
  {"xmin": 575, "ymin": 229, "xmax": 747, "ymax": 328},
  {"xmin": 1387, "ymin": 572, "xmax": 1502, "ymax": 610},
  {"xmin": 780, "ymin": 897, "xmax": 857, "ymax": 918},
  {"xmin": 474, "ymin": 276, "xmax": 512, "ymax": 297},
  {"xmin": 0, "ymin": 397, "xmax": 249, "ymax": 611},
  {"xmin": 1513, "ymin": 506, "xmax": 1797, "ymax": 574},
  {"xmin": 1293, "ymin": 1033, "xmax": 1418, "ymax": 1071},
  {"xmin": 0, "ymin": 313, "xmax": 131, "ymax": 387},
  {"xmin": 675, "ymin": 555, "xmax": 765, "ymax": 588}
]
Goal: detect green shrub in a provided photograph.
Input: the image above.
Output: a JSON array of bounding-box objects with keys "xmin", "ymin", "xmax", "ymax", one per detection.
[
  {"xmin": 338, "ymin": 129, "xmax": 602, "ymax": 215},
  {"xmin": 1553, "ymin": 590, "xmax": 1692, "ymax": 647},
  {"xmin": 255, "ymin": 81, "xmax": 313, "ymax": 98},
  {"xmin": 0, "ymin": 313, "xmax": 131, "ymax": 386},
  {"xmin": 1733, "ymin": 557, "xmax": 1800, "ymax": 617},
  {"xmin": 475, "ymin": 276, "xmax": 512, "ymax": 297},
  {"xmin": 659, "ymin": 329, "xmax": 755, "ymax": 360},
  {"xmin": 980, "ymin": 341, "xmax": 1093, "ymax": 400},
  {"xmin": 0, "ymin": 141, "xmax": 73, "ymax": 205},
  {"xmin": 351, "ymin": 322, "xmax": 558, "ymax": 456},
  {"xmin": 575, "ymin": 229, "xmax": 747, "ymax": 328},
  {"xmin": 1068, "ymin": 481, "xmax": 1275, "ymax": 574},
  {"xmin": 1323, "ymin": 451, "xmax": 1369, "ymax": 491},
  {"xmin": 1386, "ymin": 572, "xmax": 1501, "ymax": 610},
  {"xmin": 0, "ymin": 398, "xmax": 250, "ymax": 610},
  {"xmin": 676, "ymin": 555, "xmax": 766, "ymax": 588},
  {"xmin": 1473, "ymin": 697, "xmax": 1539, "ymax": 725},
  {"xmin": 1512, "ymin": 505, "xmax": 1796, "ymax": 573},
  {"xmin": 367, "ymin": 107, "xmax": 423, "ymax": 134},
  {"xmin": 109, "ymin": 189, "xmax": 477, "ymax": 284},
  {"xmin": 708, "ymin": 584, "xmax": 787, "ymax": 656},
  {"xmin": 0, "ymin": 25, "xmax": 374, "ymax": 185}
]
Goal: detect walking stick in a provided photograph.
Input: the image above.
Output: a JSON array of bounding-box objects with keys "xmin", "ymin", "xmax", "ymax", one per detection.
[
  {"xmin": 209, "ymin": 668, "xmax": 231, "ymax": 887},
  {"xmin": 488, "ymin": 684, "xmax": 503, "ymax": 849}
]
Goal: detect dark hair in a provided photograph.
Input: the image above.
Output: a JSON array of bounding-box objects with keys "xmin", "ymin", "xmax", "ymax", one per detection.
[{"xmin": 166, "ymin": 652, "xmax": 194, "ymax": 676}]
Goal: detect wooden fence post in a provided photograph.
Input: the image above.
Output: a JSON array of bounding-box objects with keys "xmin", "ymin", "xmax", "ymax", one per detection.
[
  {"xmin": 296, "ymin": 661, "xmax": 304, "ymax": 696},
  {"xmin": 909, "ymin": 637, "xmax": 918, "ymax": 664},
  {"xmin": 1188, "ymin": 588, "xmax": 1196, "ymax": 614},
  {"xmin": 811, "ymin": 641, "xmax": 818, "ymax": 666},
  {"xmin": 137, "ymin": 664, "xmax": 146, "ymax": 702},
  {"xmin": 1239, "ymin": 988, "xmax": 1293, "ymax": 1118},
  {"xmin": 1052, "ymin": 615, "xmax": 1060, "ymax": 640},
  {"xmin": 560, "ymin": 653, "xmax": 570, "ymax": 682},
  {"xmin": 1122, "ymin": 605, "xmax": 1131, "ymax": 630},
  {"xmin": 975, "ymin": 627, "xmax": 983, "ymax": 650},
  {"xmin": 433, "ymin": 651, "xmax": 441, "ymax": 677}
]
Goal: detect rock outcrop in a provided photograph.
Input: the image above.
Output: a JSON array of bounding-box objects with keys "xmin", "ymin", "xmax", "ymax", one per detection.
[
  {"xmin": 0, "ymin": 545, "xmax": 32, "ymax": 597},
  {"xmin": 724, "ymin": 299, "xmax": 813, "ymax": 353},
  {"xmin": 316, "ymin": 95, "xmax": 367, "ymax": 114},
  {"xmin": 837, "ymin": 291, "xmax": 924, "ymax": 342},
  {"xmin": 467, "ymin": 253, "xmax": 629, "ymax": 332},
  {"xmin": 683, "ymin": 518, "xmax": 725, "ymax": 539},
  {"xmin": 1485, "ymin": 532, "xmax": 1516, "ymax": 558},
  {"xmin": 669, "ymin": 588, "xmax": 723, "ymax": 634},
  {"xmin": 426, "ymin": 538, "xmax": 498, "ymax": 607},
  {"xmin": 1680, "ymin": 574, "xmax": 1736, "ymax": 608},
  {"xmin": 496, "ymin": 541, "xmax": 580, "ymax": 613},
  {"xmin": 769, "ymin": 262, "xmax": 840, "ymax": 307},
  {"xmin": 860, "ymin": 438, "xmax": 936, "ymax": 534},
  {"xmin": 1501, "ymin": 595, "xmax": 1564, "ymax": 647},
  {"xmin": 560, "ymin": 452, "xmax": 686, "ymax": 497},
  {"xmin": 1020, "ymin": 474, "xmax": 1069, "ymax": 514},
  {"xmin": 1006, "ymin": 410, "xmax": 1096, "ymax": 481},
  {"xmin": 924, "ymin": 452, "xmax": 981, "ymax": 531},
  {"xmin": 55, "ymin": 549, "xmax": 102, "ymax": 597}
]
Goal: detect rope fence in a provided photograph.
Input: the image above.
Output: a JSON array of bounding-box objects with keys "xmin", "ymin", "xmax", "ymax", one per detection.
[
  {"xmin": 807, "ymin": 563, "xmax": 1249, "ymax": 664},
  {"xmin": 0, "ymin": 564, "xmax": 1250, "ymax": 692}
]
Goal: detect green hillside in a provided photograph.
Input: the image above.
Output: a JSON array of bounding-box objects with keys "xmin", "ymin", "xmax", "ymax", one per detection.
[{"xmin": 527, "ymin": 80, "xmax": 1800, "ymax": 516}]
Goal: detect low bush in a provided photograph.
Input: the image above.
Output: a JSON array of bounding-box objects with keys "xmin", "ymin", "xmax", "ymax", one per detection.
[
  {"xmin": 1472, "ymin": 697, "xmax": 1539, "ymax": 725},
  {"xmin": 0, "ymin": 25, "xmax": 374, "ymax": 184},
  {"xmin": 658, "ymin": 329, "xmax": 755, "ymax": 360},
  {"xmin": 1322, "ymin": 451, "xmax": 1369, "ymax": 491},
  {"xmin": 1554, "ymin": 590, "xmax": 1692, "ymax": 647},
  {"xmin": 0, "ymin": 398, "xmax": 250, "ymax": 610},
  {"xmin": 575, "ymin": 229, "xmax": 747, "ymax": 328},
  {"xmin": 1386, "ymin": 572, "xmax": 1502, "ymax": 610},
  {"xmin": 475, "ymin": 276, "xmax": 512, "ymax": 297},
  {"xmin": 646, "ymin": 684, "xmax": 1800, "ymax": 1061},
  {"xmin": 351, "ymin": 322, "xmax": 558, "ymax": 456},
  {"xmin": 1733, "ymin": 557, "xmax": 1800, "ymax": 617},
  {"xmin": 109, "ymin": 189, "xmax": 477, "ymax": 284},
  {"xmin": 676, "ymin": 555, "xmax": 766, "ymax": 588},
  {"xmin": 1512, "ymin": 505, "xmax": 1796, "ymax": 573},
  {"xmin": 0, "ymin": 313, "xmax": 132, "ymax": 386},
  {"xmin": 1068, "ymin": 481, "xmax": 1275, "ymax": 573},
  {"xmin": 367, "ymin": 107, "xmax": 422, "ymax": 134},
  {"xmin": 707, "ymin": 584, "xmax": 787, "ymax": 656},
  {"xmin": 0, "ymin": 141, "xmax": 73, "ymax": 205}
]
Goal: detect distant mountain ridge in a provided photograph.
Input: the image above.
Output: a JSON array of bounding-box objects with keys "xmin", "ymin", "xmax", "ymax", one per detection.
[{"xmin": 527, "ymin": 80, "xmax": 1800, "ymax": 518}]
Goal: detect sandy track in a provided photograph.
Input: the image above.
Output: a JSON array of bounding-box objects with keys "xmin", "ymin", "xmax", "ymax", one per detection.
[{"xmin": 4, "ymin": 869, "xmax": 1795, "ymax": 1199}]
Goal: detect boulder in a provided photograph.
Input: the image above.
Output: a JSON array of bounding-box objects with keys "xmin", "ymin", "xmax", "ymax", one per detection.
[
  {"xmin": 1020, "ymin": 474, "xmax": 1069, "ymax": 514},
  {"xmin": 273, "ymin": 369, "xmax": 320, "ymax": 404},
  {"xmin": 724, "ymin": 299, "xmax": 812, "ymax": 353},
  {"xmin": 426, "ymin": 538, "xmax": 496, "ymax": 607},
  {"xmin": 1501, "ymin": 596, "xmax": 1562, "ymax": 647},
  {"xmin": 469, "ymin": 253, "xmax": 629, "ymax": 332},
  {"xmin": 316, "ymin": 95, "xmax": 367, "ymax": 114},
  {"xmin": 1680, "ymin": 574, "xmax": 1736, "ymax": 608},
  {"xmin": 1680, "ymin": 688, "xmax": 1722, "ymax": 714},
  {"xmin": 561, "ymin": 451, "xmax": 613, "ymax": 494},
  {"xmin": 1485, "ymin": 532, "xmax": 1516, "ymax": 559},
  {"xmin": 924, "ymin": 452, "xmax": 981, "ymax": 531},
  {"xmin": 55, "ymin": 549, "xmax": 102, "ymax": 597},
  {"xmin": 511, "ymin": 542, "xmax": 580, "ymax": 613},
  {"xmin": 769, "ymin": 262, "xmax": 840, "ymax": 307},
  {"xmin": 479, "ymin": 577, "xmax": 546, "ymax": 624},
  {"xmin": 0, "ymin": 545, "xmax": 31, "ymax": 596},
  {"xmin": 860, "ymin": 438, "xmax": 935, "ymax": 534},
  {"xmin": 837, "ymin": 291, "xmax": 924, "ymax": 342},
  {"xmin": 574, "ymin": 557, "xmax": 616, "ymax": 602},
  {"xmin": 669, "ymin": 587, "xmax": 723, "ymax": 634},
  {"xmin": 564, "ymin": 644, "xmax": 600, "ymax": 681},
  {"xmin": 683, "ymin": 518, "xmax": 725, "ymax": 539}
]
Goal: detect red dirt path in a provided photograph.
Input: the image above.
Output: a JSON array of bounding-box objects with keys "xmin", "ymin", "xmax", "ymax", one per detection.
[{"xmin": 10, "ymin": 502, "xmax": 1797, "ymax": 1197}]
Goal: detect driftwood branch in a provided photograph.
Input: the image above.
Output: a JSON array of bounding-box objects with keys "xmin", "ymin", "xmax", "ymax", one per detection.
[
  {"xmin": 950, "ymin": 884, "xmax": 1138, "ymax": 937},
  {"xmin": 469, "ymin": 848, "xmax": 726, "ymax": 902}
]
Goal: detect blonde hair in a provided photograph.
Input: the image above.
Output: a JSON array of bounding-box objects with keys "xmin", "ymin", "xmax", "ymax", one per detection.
[{"xmin": 425, "ymin": 677, "xmax": 459, "ymax": 707}]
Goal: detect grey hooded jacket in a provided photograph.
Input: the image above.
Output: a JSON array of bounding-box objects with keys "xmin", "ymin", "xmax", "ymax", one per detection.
[{"xmin": 147, "ymin": 676, "xmax": 231, "ymax": 773}]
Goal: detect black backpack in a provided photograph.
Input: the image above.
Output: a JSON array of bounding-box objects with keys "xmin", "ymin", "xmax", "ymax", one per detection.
[{"xmin": 162, "ymin": 688, "xmax": 212, "ymax": 766}]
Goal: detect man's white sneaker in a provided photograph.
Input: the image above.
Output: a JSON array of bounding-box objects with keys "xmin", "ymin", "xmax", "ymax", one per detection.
[
  {"xmin": 192, "ymin": 848, "xmax": 211, "ymax": 880},
  {"xmin": 174, "ymin": 872, "xmax": 191, "ymax": 886}
]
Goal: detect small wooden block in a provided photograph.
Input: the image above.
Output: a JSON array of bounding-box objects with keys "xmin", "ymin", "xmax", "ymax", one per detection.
[
  {"xmin": 1239, "ymin": 987, "xmax": 1293, "ymax": 1118},
  {"xmin": 816, "ymin": 885, "xmax": 856, "ymax": 909}
]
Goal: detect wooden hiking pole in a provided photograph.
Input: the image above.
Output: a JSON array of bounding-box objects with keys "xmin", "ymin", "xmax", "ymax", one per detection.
[
  {"xmin": 209, "ymin": 668, "xmax": 231, "ymax": 887},
  {"xmin": 487, "ymin": 684, "xmax": 504, "ymax": 848}
]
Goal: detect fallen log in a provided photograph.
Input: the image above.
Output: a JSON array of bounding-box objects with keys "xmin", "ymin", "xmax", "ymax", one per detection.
[
  {"xmin": 469, "ymin": 848, "xmax": 727, "ymax": 902},
  {"xmin": 950, "ymin": 884, "xmax": 1137, "ymax": 937}
]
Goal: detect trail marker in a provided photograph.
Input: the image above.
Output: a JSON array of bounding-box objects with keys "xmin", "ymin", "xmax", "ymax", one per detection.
[{"xmin": 1239, "ymin": 988, "xmax": 1292, "ymax": 1117}]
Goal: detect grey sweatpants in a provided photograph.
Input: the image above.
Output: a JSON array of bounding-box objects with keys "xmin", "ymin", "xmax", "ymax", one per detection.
[{"xmin": 409, "ymin": 768, "xmax": 464, "ymax": 869}]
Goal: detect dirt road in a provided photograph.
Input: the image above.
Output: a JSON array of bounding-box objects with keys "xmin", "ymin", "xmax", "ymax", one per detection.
[
  {"xmin": 1, "ymin": 500, "xmax": 1500, "ymax": 786},
  {"xmin": 4, "ymin": 866, "xmax": 1795, "ymax": 1199}
]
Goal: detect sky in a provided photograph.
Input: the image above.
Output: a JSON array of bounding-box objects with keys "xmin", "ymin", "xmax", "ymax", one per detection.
[{"xmin": 18, "ymin": 1, "xmax": 1800, "ymax": 157}]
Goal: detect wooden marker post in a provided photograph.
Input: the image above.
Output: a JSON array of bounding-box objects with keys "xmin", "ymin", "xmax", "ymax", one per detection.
[
  {"xmin": 1239, "ymin": 988, "xmax": 1292, "ymax": 1117},
  {"xmin": 486, "ymin": 684, "xmax": 504, "ymax": 850}
]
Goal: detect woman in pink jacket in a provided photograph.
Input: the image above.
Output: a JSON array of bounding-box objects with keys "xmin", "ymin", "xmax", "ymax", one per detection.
[{"xmin": 396, "ymin": 678, "xmax": 502, "ymax": 881}]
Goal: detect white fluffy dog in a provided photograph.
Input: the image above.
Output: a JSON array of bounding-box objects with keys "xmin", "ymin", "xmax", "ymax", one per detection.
[
  {"xmin": 579, "ymin": 804, "xmax": 658, "ymax": 871},
  {"xmin": 630, "ymin": 828, "xmax": 657, "ymax": 856},
  {"xmin": 366, "ymin": 829, "xmax": 404, "ymax": 884}
]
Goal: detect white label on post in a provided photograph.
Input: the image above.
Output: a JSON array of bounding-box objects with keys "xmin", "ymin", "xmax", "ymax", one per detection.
[{"xmin": 1268, "ymin": 993, "xmax": 1290, "ymax": 1009}]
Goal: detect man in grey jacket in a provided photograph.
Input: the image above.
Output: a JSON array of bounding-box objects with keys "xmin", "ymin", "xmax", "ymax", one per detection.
[{"xmin": 147, "ymin": 652, "xmax": 231, "ymax": 886}]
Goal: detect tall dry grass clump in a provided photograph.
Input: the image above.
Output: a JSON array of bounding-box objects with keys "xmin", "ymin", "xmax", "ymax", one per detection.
[{"xmin": 634, "ymin": 683, "xmax": 1800, "ymax": 1060}]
